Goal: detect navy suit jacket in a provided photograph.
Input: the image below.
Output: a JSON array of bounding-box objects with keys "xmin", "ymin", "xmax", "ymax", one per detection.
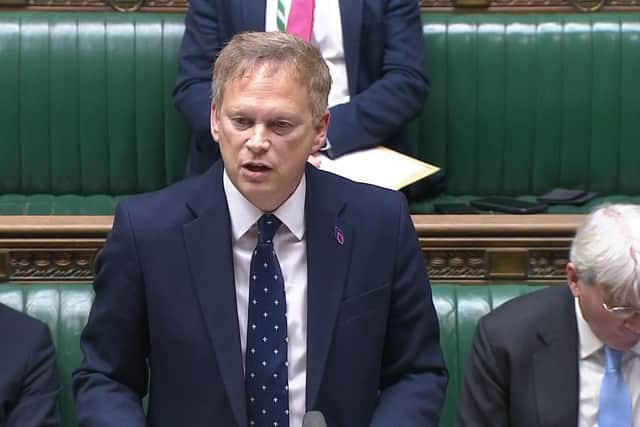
[
  {"xmin": 173, "ymin": 0, "xmax": 429, "ymax": 176},
  {"xmin": 73, "ymin": 163, "xmax": 447, "ymax": 426},
  {"xmin": 457, "ymin": 286, "xmax": 579, "ymax": 427},
  {"xmin": 0, "ymin": 303, "xmax": 61, "ymax": 427}
]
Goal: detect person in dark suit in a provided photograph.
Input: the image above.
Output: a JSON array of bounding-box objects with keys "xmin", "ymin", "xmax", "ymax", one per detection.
[
  {"xmin": 173, "ymin": 0, "xmax": 429, "ymax": 177},
  {"xmin": 0, "ymin": 303, "xmax": 61, "ymax": 427},
  {"xmin": 457, "ymin": 203, "xmax": 640, "ymax": 427},
  {"xmin": 73, "ymin": 31, "xmax": 447, "ymax": 427}
]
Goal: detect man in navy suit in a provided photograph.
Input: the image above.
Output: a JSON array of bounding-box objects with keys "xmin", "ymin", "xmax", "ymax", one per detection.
[
  {"xmin": 0, "ymin": 303, "xmax": 61, "ymax": 427},
  {"xmin": 74, "ymin": 31, "xmax": 446, "ymax": 426},
  {"xmin": 173, "ymin": 0, "xmax": 429, "ymax": 177}
]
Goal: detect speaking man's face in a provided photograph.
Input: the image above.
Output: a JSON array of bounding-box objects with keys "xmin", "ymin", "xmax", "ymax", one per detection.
[{"xmin": 211, "ymin": 64, "xmax": 329, "ymax": 212}]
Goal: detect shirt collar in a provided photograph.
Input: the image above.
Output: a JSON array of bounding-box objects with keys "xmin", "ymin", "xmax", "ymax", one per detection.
[
  {"xmin": 223, "ymin": 169, "xmax": 306, "ymax": 242},
  {"xmin": 575, "ymin": 297, "xmax": 604, "ymax": 359},
  {"xmin": 574, "ymin": 297, "xmax": 640, "ymax": 359}
]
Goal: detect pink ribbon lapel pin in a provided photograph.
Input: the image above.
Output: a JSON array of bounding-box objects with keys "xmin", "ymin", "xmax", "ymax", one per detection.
[{"xmin": 335, "ymin": 226, "xmax": 345, "ymax": 246}]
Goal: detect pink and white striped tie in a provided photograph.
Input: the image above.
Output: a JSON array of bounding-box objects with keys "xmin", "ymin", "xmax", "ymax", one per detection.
[{"xmin": 286, "ymin": 0, "xmax": 315, "ymax": 42}]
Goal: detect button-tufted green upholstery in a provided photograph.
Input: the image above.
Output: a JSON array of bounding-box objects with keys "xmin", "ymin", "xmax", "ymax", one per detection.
[
  {"xmin": 0, "ymin": 283, "xmax": 548, "ymax": 427},
  {"xmin": 410, "ymin": 13, "xmax": 640, "ymax": 212},
  {"xmin": 0, "ymin": 12, "xmax": 188, "ymax": 214},
  {"xmin": 2, "ymin": 12, "xmax": 640, "ymax": 214},
  {"xmin": 434, "ymin": 284, "xmax": 548, "ymax": 426},
  {"xmin": 0, "ymin": 284, "xmax": 93, "ymax": 427}
]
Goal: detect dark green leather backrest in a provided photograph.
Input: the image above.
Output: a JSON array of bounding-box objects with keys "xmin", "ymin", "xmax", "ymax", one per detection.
[
  {"xmin": 416, "ymin": 13, "xmax": 640, "ymax": 196},
  {"xmin": 432, "ymin": 284, "xmax": 547, "ymax": 426},
  {"xmin": 0, "ymin": 284, "xmax": 93, "ymax": 427},
  {"xmin": 0, "ymin": 12, "xmax": 188, "ymax": 196},
  {"xmin": 2, "ymin": 12, "xmax": 640, "ymax": 202},
  {"xmin": 0, "ymin": 283, "xmax": 548, "ymax": 427}
]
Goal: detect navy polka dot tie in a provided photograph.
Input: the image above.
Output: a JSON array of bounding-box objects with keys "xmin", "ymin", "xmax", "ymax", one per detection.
[{"xmin": 245, "ymin": 214, "xmax": 290, "ymax": 427}]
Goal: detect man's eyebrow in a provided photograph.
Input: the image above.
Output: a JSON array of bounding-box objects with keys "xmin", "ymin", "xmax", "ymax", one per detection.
[{"xmin": 224, "ymin": 106, "xmax": 247, "ymax": 114}]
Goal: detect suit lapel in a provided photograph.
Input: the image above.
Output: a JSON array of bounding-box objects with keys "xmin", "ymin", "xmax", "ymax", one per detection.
[
  {"xmin": 183, "ymin": 163, "xmax": 248, "ymax": 427},
  {"xmin": 339, "ymin": 0, "xmax": 362, "ymax": 94},
  {"xmin": 532, "ymin": 287, "xmax": 579, "ymax": 426},
  {"xmin": 304, "ymin": 167, "xmax": 353, "ymax": 409}
]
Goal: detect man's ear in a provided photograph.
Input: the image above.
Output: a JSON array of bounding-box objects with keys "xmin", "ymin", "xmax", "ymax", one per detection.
[
  {"xmin": 210, "ymin": 104, "xmax": 220, "ymax": 143},
  {"xmin": 311, "ymin": 111, "xmax": 331, "ymax": 153},
  {"xmin": 567, "ymin": 262, "xmax": 581, "ymax": 297}
]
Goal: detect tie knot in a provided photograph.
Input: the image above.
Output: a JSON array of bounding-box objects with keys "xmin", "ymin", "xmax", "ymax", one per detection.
[
  {"xmin": 258, "ymin": 214, "xmax": 281, "ymax": 245},
  {"xmin": 604, "ymin": 345, "xmax": 624, "ymax": 372}
]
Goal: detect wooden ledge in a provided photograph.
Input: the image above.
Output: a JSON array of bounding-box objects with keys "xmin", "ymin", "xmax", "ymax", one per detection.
[
  {"xmin": 412, "ymin": 214, "xmax": 583, "ymax": 238},
  {"xmin": 0, "ymin": 214, "xmax": 584, "ymax": 283},
  {"xmin": 0, "ymin": 216, "xmax": 113, "ymax": 237},
  {"xmin": 0, "ymin": 214, "xmax": 582, "ymax": 237}
]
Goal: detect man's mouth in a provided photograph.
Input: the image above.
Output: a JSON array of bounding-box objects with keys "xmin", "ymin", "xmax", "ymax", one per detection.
[
  {"xmin": 244, "ymin": 163, "xmax": 270, "ymax": 172},
  {"xmin": 241, "ymin": 162, "xmax": 272, "ymax": 181}
]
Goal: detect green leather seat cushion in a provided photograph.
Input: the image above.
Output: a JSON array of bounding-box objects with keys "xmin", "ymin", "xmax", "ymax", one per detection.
[
  {"xmin": 0, "ymin": 194, "xmax": 129, "ymax": 215},
  {"xmin": 3, "ymin": 194, "xmax": 640, "ymax": 215},
  {"xmin": 410, "ymin": 195, "xmax": 640, "ymax": 214}
]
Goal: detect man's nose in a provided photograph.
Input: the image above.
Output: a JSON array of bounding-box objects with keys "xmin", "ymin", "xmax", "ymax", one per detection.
[{"xmin": 246, "ymin": 125, "xmax": 270, "ymax": 152}]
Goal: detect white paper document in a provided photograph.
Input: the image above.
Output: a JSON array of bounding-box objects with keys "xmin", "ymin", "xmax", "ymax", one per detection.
[{"xmin": 314, "ymin": 146, "xmax": 440, "ymax": 191}]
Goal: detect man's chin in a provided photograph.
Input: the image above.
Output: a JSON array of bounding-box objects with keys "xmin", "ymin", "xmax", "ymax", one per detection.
[
  {"xmin": 609, "ymin": 335, "xmax": 640, "ymax": 352},
  {"xmin": 239, "ymin": 186, "xmax": 281, "ymax": 212}
]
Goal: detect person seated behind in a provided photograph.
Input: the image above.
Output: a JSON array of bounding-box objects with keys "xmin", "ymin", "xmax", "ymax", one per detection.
[
  {"xmin": 173, "ymin": 0, "xmax": 429, "ymax": 177},
  {"xmin": 457, "ymin": 203, "xmax": 640, "ymax": 427},
  {"xmin": 0, "ymin": 302, "xmax": 61, "ymax": 427},
  {"xmin": 74, "ymin": 31, "xmax": 447, "ymax": 427}
]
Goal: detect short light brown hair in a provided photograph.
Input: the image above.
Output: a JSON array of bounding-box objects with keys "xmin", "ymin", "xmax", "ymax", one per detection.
[{"xmin": 212, "ymin": 31, "xmax": 332, "ymax": 121}]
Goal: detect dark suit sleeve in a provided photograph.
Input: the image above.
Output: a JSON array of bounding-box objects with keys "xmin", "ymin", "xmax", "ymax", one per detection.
[
  {"xmin": 370, "ymin": 194, "xmax": 448, "ymax": 426},
  {"xmin": 172, "ymin": 0, "xmax": 224, "ymax": 161},
  {"xmin": 72, "ymin": 203, "xmax": 149, "ymax": 426},
  {"xmin": 6, "ymin": 324, "xmax": 61, "ymax": 427},
  {"xmin": 326, "ymin": 0, "xmax": 428, "ymax": 157},
  {"xmin": 456, "ymin": 318, "xmax": 509, "ymax": 427}
]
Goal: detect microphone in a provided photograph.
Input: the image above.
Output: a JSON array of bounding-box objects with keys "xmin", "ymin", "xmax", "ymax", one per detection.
[{"xmin": 302, "ymin": 411, "xmax": 327, "ymax": 427}]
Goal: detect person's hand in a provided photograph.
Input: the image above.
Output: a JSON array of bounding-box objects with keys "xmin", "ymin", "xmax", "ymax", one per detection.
[{"xmin": 307, "ymin": 155, "xmax": 321, "ymax": 168}]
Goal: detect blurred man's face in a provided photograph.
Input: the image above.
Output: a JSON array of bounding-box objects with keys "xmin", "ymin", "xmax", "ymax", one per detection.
[
  {"xmin": 211, "ymin": 64, "xmax": 329, "ymax": 212},
  {"xmin": 568, "ymin": 263, "xmax": 640, "ymax": 351}
]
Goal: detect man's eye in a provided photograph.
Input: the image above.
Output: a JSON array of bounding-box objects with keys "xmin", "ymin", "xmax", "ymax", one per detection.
[
  {"xmin": 232, "ymin": 118, "xmax": 252, "ymax": 129},
  {"xmin": 273, "ymin": 121, "xmax": 292, "ymax": 133}
]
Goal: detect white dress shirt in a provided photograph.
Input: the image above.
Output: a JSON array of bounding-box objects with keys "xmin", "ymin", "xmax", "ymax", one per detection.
[
  {"xmin": 223, "ymin": 170, "xmax": 308, "ymax": 427},
  {"xmin": 265, "ymin": 0, "xmax": 350, "ymax": 108},
  {"xmin": 575, "ymin": 298, "xmax": 640, "ymax": 427}
]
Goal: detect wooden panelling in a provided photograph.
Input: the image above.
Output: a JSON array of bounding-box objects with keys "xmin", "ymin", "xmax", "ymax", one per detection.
[
  {"xmin": 413, "ymin": 214, "xmax": 580, "ymax": 282},
  {"xmin": 0, "ymin": 215, "xmax": 581, "ymax": 283},
  {"xmin": 0, "ymin": 216, "xmax": 109, "ymax": 282}
]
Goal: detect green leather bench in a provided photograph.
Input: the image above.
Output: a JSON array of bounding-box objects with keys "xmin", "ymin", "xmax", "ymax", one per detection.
[
  {"xmin": 0, "ymin": 284, "xmax": 92, "ymax": 427},
  {"xmin": 0, "ymin": 12, "xmax": 188, "ymax": 215},
  {"xmin": 1, "ymin": 11, "xmax": 640, "ymax": 214},
  {"xmin": 0, "ymin": 282, "xmax": 548, "ymax": 427},
  {"xmin": 411, "ymin": 13, "xmax": 640, "ymax": 212}
]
